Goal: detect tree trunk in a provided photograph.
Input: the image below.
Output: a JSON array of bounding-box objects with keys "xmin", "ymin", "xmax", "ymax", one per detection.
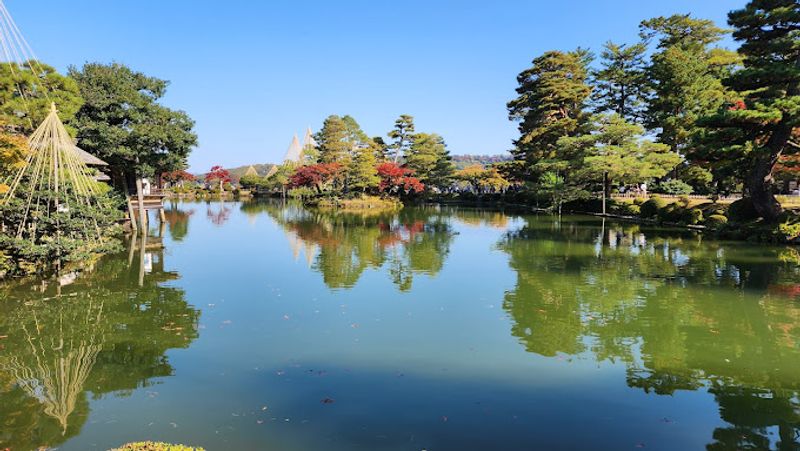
[
  {"xmin": 747, "ymin": 155, "xmax": 783, "ymax": 222},
  {"xmin": 135, "ymin": 176, "xmax": 147, "ymax": 235},
  {"xmin": 602, "ymin": 172, "xmax": 608, "ymax": 215},
  {"xmin": 748, "ymin": 122, "xmax": 793, "ymax": 222}
]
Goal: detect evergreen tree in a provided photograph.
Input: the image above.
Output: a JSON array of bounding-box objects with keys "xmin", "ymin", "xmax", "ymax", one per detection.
[
  {"xmin": 316, "ymin": 115, "xmax": 351, "ymax": 165},
  {"xmin": 70, "ymin": 63, "xmax": 197, "ymax": 193},
  {"xmin": 640, "ymin": 15, "xmax": 736, "ymax": 155},
  {"xmin": 700, "ymin": 0, "xmax": 800, "ymax": 221},
  {"xmin": 592, "ymin": 41, "xmax": 650, "ymax": 122},
  {"xmin": 0, "ymin": 62, "xmax": 83, "ymax": 135},
  {"xmin": 558, "ymin": 114, "xmax": 682, "ymax": 212},
  {"xmin": 348, "ymin": 144, "xmax": 380, "ymax": 192},
  {"xmin": 507, "ymin": 49, "xmax": 593, "ymax": 172},
  {"xmin": 406, "ymin": 133, "xmax": 454, "ymax": 190},
  {"xmin": 388, "ymin": 114, "xmax": 415, "ymax": 163},
  {"xmin": 371, "ymin": 136, "xmax": 389, "ymax": 161}
]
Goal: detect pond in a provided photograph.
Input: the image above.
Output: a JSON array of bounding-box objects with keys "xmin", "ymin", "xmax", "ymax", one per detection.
[{"xmin": 1, "ymin": 200, "xmax": 799, "ymax": 450}]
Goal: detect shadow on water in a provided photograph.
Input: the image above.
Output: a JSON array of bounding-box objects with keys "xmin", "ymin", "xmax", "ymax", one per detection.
[{"xmin": 0, "ymin": 233, "xmax": 200, "ymax": 450}]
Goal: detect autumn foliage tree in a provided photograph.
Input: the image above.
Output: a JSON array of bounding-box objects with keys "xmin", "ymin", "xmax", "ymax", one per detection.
[
  {"xmin": 162, "ymin": 170, "xmax": 195, "ymax": 187},
  {"xmin": 205, "ymin": 166, "xmax": 230, "ymax": 192},
  {"xmin": 0, "ymin": 129, "xmax": 27, "ymax": 185},
  {"xmin": 289, "ymin": 163, "xmax": 343, "ymax": 193},
  {"xmin": 376, "ymin": 162, "xmax": 424, "ymax": 195}
]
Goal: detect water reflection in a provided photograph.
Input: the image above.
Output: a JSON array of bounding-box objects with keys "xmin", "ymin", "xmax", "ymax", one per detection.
[
  {"xmin": 500, "ymin": 216, "xmax": 800, "ymax": 449},
  {"xmin": 163, "ymin": 201, "xmax": 194, "ymax": 242},
  {"xmin": 246, "ymin": 201, "xmax": 456, "ymax": 291},
  {"xmin": 0, "ymin": 243, "xmax": 199, "ymax": 450}
]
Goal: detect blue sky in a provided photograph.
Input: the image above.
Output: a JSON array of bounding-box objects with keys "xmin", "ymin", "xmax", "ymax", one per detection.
[{"xmin": 6, "ymin": 0, "xmax": 744, "ymax": 171}]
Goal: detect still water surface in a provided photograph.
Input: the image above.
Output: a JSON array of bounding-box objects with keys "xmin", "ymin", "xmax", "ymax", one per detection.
[{"xmin": 2, "ymin": 200, "xmax": 800, "ymax": 450}]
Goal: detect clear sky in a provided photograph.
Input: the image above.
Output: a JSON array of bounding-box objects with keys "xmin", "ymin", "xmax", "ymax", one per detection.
[{"xmin": 5, "ymin": 0, "xmax": 745, "ymax": 171}]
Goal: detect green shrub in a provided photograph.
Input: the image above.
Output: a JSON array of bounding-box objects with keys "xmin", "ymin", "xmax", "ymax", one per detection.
[
  {"xmin": 656, "ymin": 179, "xmax": 694, "ymax": 195},
  {"xmin": 727, "ymin": 198, "xmax": 760, "ymax": 222},
  {"xmin": 688, "ymin": 208, "xmax": 704, "ymax": 225},
  {"xmin": 640, "ymin": 196, "xmax": 667, "ymax": 218},
  {"xmin": 623, "ymin": 203, "xmax": 641, "ymax": 216},
  {"xmin": 706, "ymin": 214, "xmax": 728, "ymax": 228},
  {"xmin": 779, "ymin": 221, "xmax": 800, "ymax": 242},
  {"xmin": 632, "ymin": 197, "xmax": 646, "ymax": 206},
  {"xmin": 111, "ymin": 442, "xmax": 205, "ymax": 451},
  {"xmin": 678, "ymin": 195, "xmax": 691, "ymax": 207}
]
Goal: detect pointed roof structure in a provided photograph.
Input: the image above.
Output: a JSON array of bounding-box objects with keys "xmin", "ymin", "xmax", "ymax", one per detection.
[
  {"xmin": 284, "ymin": 134, "xmax": 303, "ymax": 163},
  {"xmin": 302, "ymin": 127, "xmax": 317, "ymax": 150},
  {"xmin": 243, "ymin": 165, "xmax": 258, "ymax": 178}
]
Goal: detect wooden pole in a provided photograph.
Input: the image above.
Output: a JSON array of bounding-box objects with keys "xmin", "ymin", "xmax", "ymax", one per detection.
[
  {"xmin": 136, "ymin": 177, "xmax": 146, "ymax": 235},
  {"xmin": 127, "ymin": 196, "xmax": 138, "ymax": 233}
]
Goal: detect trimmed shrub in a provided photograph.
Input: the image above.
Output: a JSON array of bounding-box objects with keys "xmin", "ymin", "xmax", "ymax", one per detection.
[
  {"xmin": 632, "ymin": 197, "xmax": 646, "ymax": 206},
  {"xmin": 678, "ymin": 195, "xmax": 691, "ymax": 207},
  {"xmin": 727, "ymin": 198, "xmax": 760, "ymax": 222},
  {"xmin": 706, "ymin": 214, "xmax": 728, "ymax": 228},
  {"xmin": 623, "ymin": 203, "xmax": 641, "ymax": 216},
  {"xmin": 640, "ymin": 196, "xmax": 667, "ymax": 218},
  {"xmin": 656, "ymin": 179, "xmax": 694, "ymax": 195}
]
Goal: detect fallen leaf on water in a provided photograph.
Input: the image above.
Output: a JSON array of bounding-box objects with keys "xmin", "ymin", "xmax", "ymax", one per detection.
[
  {"xmin": 321, "ymin": 398, "xmax": 335, "ymax": 404},
  {"xmin": 261, "ymin": 406, "xmax": 268, "ymax": 411},
  {"xmin": 283, "ymin": 315, "xmax": 290, "ymax": 320},
  {"xmin": 257, "ymin": 420, "xmax": 264, "ymax": 424}
]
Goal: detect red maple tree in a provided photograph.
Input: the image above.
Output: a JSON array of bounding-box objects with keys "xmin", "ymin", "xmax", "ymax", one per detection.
[
  {"xmin": 376, "ymin": 162, "xmax": 424, "ymax": 194},
  {"xmin": 162, "ymin": 170, "xmax": 196, "ymax": 187},
  {"xmin": 289, "ymin": 163, "xmax": 343, "ymax": 192},
  {"xmin": 205, "ymin": 165, "xmax": 231, "ymax": 191}
]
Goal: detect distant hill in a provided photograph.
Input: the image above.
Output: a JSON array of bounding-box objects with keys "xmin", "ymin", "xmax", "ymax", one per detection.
[{"xmin": 451, "ymin": 154, "xmax": 512, "ymax": 169}]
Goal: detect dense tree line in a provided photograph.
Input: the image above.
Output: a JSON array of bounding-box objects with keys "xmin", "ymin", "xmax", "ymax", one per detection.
[
  {"xmin": 508, "ymin": 0, "xmax": 799, "ymax": 223},
  {"xmin": 242, "ymin": 114, "xmax": 458, "ymax": 200}
]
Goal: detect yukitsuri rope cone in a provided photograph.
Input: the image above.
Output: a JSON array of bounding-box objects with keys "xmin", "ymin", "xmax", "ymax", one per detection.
[{"xmin": 1, "ymin": 103, "xmax": 103, "ymax": 241}]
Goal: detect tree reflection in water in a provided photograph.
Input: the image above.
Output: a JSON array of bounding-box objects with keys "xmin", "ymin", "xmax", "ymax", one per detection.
[
  {"xmin": 247, "ymin": 201, "xmax": 457, "ymax": 291},
  {"xmin": 499, "ymin": 216, "xmax": 800, "ymax": 449},
  {"xmin": 0, "ymin": 241, "xmax": 200, "ymax": 450}
]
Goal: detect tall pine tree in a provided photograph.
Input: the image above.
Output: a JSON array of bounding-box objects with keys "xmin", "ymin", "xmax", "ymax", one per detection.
[
  {"xmin": 507, "ymin": 49, "xmax": 593, "ymax": 174},
  {"xmin": 388, "ymin": 114, "xmax": 415, "ymax": 163},
  {"xmin": 640, "ymin": 15, "xmax": 736, "ymax": 155},
  {"xmin": 592, "ymin": 41, "xmax": 650, "ymax": 122},
  {"xmin": 700, "ymin": 0, "xmax": 800, "ymax": 221}
]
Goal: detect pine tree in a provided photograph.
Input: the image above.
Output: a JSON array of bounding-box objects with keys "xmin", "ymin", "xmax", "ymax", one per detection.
[
  {"xmin": 348, "ymin": 144, "xmax": 380, "ymax": 192},
  {"xmin": 316, "ymin": 115, "xmax": 351, "ymax": 165},
  {"xmin": 406, "ymin": 133, "xmax": 453, "ymax": 190},
  {"xmin": 700, "ymin": 0, "xmax": 800, "ymax": 221},
  {"xmin": 640, "ymin": 15, "xmax": 736, "ymax": 155},
  {"xmin": 388, "ymin": 115, "xmax": 415, "ymax": 163},
  {"xmin": 592, "ymin": 41, "xmax": 649, "ymax": 122},
  {"xmin": 507, "ymin": 49, "xmax": 593, "ymax": 172}
]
